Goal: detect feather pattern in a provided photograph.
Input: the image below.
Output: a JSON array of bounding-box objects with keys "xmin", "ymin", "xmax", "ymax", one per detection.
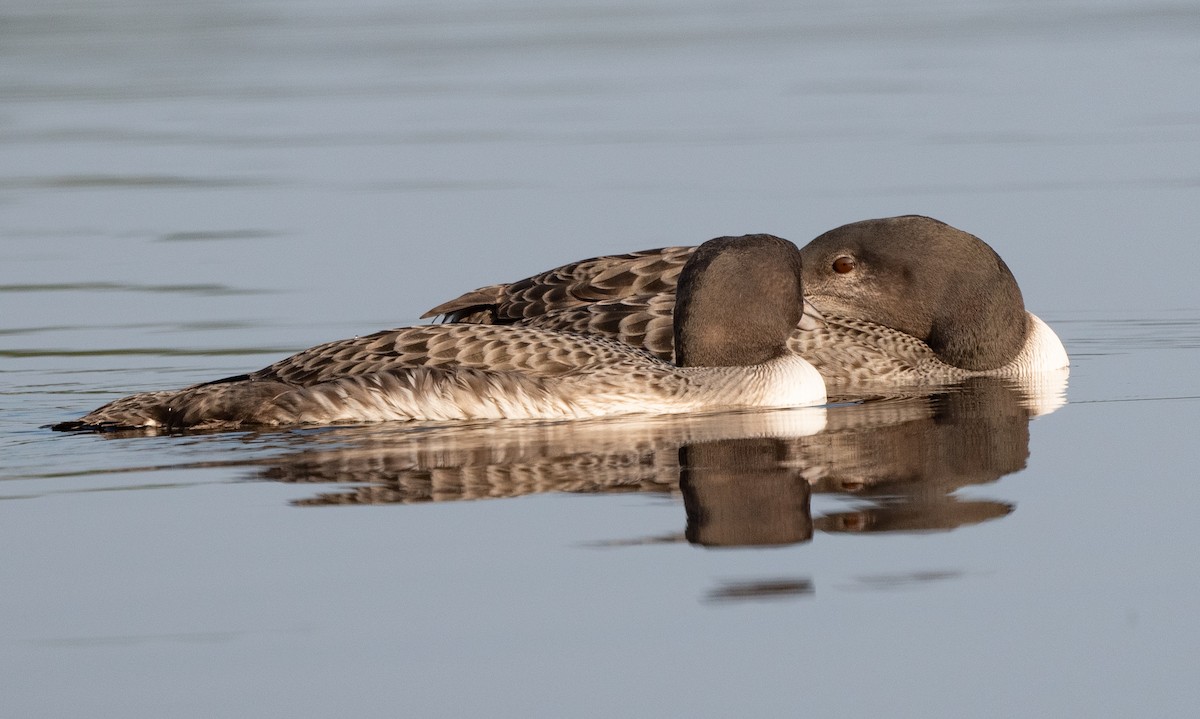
[
  {"xmin": 424, "ymin": 216, "xmax": 1069, "ymax": 385},
  {"xmin": 54, "ymin": 235, "xmax": 826, "ymax": 431}
]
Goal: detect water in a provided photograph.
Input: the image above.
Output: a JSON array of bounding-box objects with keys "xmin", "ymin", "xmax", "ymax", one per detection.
[{"xmin": 3, "ymin": 0, "xmax": 1199, "ymax": 716}]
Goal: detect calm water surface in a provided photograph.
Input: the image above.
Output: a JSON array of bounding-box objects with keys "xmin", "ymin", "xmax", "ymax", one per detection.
[{"xmin": 3, "ymin": 1, "xmax": 1199, "ymax": 717}]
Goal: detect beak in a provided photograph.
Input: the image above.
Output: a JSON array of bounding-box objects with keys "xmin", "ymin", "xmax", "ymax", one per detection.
[{"xmin": 798, "ymin": 299, "xmax": 825, "ymax": 331}]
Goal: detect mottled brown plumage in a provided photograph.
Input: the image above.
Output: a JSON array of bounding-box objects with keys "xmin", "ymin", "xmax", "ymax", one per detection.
[
  {"xmin": 54, "ymin": 235, "xmax": 826, "ymax": 432},
  {"xmin": 425, "ymin": 216, "xmax": 1069, "ymax": 387}
]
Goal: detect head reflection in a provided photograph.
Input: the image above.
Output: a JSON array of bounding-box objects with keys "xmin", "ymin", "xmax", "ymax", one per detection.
[{"xmin": 679, "ymin": 439, "xmax": 813, "ymax": 547}]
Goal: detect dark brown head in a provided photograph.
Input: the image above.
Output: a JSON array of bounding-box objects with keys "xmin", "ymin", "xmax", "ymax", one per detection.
[
  {"xmin": 674, "ymin": 234, "xmax": 806, "ymax": 368},
  {"xmin": 799, "ymin": 215, "xmax": 1030, "ymax": 370}
]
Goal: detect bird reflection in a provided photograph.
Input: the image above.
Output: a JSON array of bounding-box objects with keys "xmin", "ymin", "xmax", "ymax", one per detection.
[
  {"xmin": 271, "ymin": 408, "xmax": 827, "ymax": 507},
  {"xmin": 680, "ymin": 439, "xmax": 813, "ymax": 547},
  {"xmin": 254, "ymin": 372, "xmax": 1066, "ymax": 547},
  {"xmin": 704, "ymin": 577, "xmax": 815, "ymax": 604}
]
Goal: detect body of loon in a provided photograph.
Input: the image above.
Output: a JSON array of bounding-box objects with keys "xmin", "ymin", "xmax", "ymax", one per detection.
[
  {"xmin": 54, "ymin": 234, "xmax": 826, "ymax": 432},
  {"xmin": 423, "ymin": 216, "xmax": 1068, "ymax": 387}
]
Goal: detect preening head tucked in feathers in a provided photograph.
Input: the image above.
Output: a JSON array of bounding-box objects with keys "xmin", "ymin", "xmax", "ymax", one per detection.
[{"xmin": 674, "ymin": 234, "xmax": 807, "ymax": 368}]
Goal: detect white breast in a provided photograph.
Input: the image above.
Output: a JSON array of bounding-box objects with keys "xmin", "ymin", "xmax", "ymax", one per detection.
[
  {"xmin": 1009, "ymin": 312, "xmax": 1070, "ymax": 375},
  {"xmin": 552, "ymin": 353, "xmax": 827, "ymax": 419}
]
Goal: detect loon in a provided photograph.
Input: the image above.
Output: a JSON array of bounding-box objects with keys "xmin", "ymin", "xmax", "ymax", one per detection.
[
  {"xmin": 423, "ymin": 215, "xmax": 1069, "ymax": 387},
  {"xmin": 53, "ymin": 234, "xmax": 826, "ymax": 432}
]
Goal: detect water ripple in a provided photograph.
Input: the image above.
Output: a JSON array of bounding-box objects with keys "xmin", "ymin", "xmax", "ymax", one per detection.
[
  {"xmin": 0, "ymin": 175, "xmax": 276, "ymax": 190},
  {"xmin": 157, "ymin": 230, "xmax": 283, "ymax": 242},
  {"xmin": 1, "ymin": 347, "xmax": 295, "ymax": 359},
  {"xmin": 1058, "ymin": 314, "xmax": 1200, "ymax": 351},
  {"xmin": 0, "ymin": 282, "xmax": 271, "ymax": 296}
]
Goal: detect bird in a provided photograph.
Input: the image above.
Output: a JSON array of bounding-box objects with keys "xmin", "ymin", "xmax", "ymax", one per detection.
[
  {"xmin": 52, "ymin": 234, "xmax": 826, "ymax": 432},
  {"xmin": 422, "ymin": 215, "xmax": 1069, "ymax": 387}
]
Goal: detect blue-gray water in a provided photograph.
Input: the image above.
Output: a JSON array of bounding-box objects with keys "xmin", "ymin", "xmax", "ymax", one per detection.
[{"xmin": 3, "ymin": 1, "xmax": 1199, "ymax": 716}]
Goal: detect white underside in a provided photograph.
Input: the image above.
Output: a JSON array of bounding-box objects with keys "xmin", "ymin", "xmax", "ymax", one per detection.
[
  {"xmin": 997, "ymin": 312, "xmax": 1070, "ymax": 417},
  {"xmin": 569, "ymin": 353, "xmax": 828, "ymax": 419},
  {"xmin": 753, "ymin": 353, "xmax": 830, "ymax": 408},
  {"xmin": 1010, "ymin": 312, "xmax": 1070, "ymax": 374},
  {"xmin": 284, "ymin": 353, "xmax": 827, "ymax": 425}
]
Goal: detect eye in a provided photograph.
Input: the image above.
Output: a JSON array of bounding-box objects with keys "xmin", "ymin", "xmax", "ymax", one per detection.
[{"xmin": 832, "ymin": 256, "xmax": 855, "ymax": 274}]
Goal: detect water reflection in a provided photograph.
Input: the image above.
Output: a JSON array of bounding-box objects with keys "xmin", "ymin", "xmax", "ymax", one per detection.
[
  {"xmin": 681, "ymin": 438, "xmax": 813, "ymax": 547},
  {"xmin": 807, "ymin": 376, "xmax": 1050, "ymax": 535},
  {"xmin": 268, "ymin": 407, "xmax": 828, "ymax": 506},
  {"xmin": 255, "ymin": 374, "xmax": 1065, "ymax": 547},
  {"xmin": 0, "ymin": 281, "xmax": 268, "ymax": 296},
  {"xmin": 704, "ymin": 577, "xmax": 815, "ymax": 604}
]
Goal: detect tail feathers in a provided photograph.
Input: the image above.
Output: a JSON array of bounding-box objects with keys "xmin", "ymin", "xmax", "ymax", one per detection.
[
  {"xmin": 52, "ymin": 381, "xmax": 293, "ymax": 432},
  {"xmin": 419, "ymin": 284, "xmax": 506, "ymax": 323},
  {"xmin": 52, "ymin": 390, "xmax": 178, "ymax": 431}
]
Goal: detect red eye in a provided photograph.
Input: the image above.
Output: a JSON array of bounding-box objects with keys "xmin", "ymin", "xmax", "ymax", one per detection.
[{"xmin": 832, "ymin": 256, "xmax": 855, "ymax": 274}]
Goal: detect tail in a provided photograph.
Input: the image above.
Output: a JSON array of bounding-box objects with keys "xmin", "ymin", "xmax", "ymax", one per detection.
[
  {"xmin": 52, "ymin": 377, "xmax": 292, "ymax": 432},
  {"xmin": 420, "ymin": 284, "xmax": 506, "ymax": 323},
  {"xmin": 52, "ymin": 390, "xmax": 181, "ymax": 431}
]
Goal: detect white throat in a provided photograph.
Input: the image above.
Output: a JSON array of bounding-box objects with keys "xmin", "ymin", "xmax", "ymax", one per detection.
[{"xmin": 1009, "ymin": 312, "xmax": 1069, "ymax": 375}]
